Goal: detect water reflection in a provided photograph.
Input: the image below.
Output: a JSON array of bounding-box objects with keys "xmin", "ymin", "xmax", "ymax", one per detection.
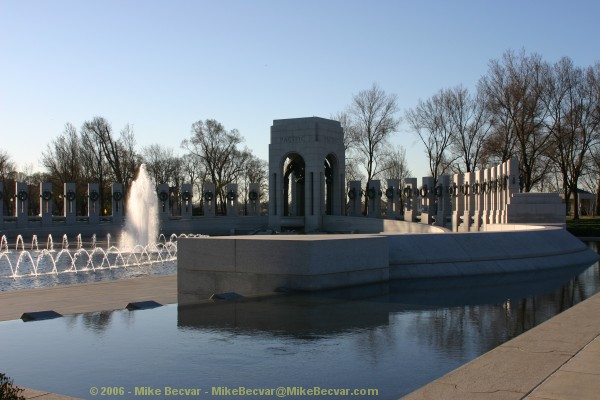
[
  {"xmin": 179, "ymin": 261, "xmax": 598, "ymax": 362},
  {"xmin": 2, "ymin": 246, "xmax": 597, "ymax": 400}
]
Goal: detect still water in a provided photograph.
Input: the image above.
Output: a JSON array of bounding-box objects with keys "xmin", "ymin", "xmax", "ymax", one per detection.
[{"xmin": 0, "ymin": 246, "xmax": 599, "ymax": 399}]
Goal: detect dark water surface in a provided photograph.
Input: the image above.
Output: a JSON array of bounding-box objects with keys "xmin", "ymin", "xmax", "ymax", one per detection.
[{"xmin": 0, "ymin": 244, "xmax": 599, "ymax": 399}]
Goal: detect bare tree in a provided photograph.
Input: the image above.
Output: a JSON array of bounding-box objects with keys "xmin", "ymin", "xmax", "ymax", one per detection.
[
  {"xmin": 480, "ymin": 49, "xmax": 551, "ymax": 191},
  {"xmin": 406, "ymin": 88, "xmax": 456, "ymax": 185},
  {"xmin": 346, "ymin": 83, "xmax": 401, "ymax": 212},
  {"xmin": 41, "ymin": 123, "xmax": 82, "ymax": 184},
  {"xmin": 542, "ymin": 57, "xmax": 600, "ymax": 218},
  {"xmin": 446, "ymin": 85, "xmax": 492, "ymax": 173},
  {"xmin": 0, "ymin": 150, "xmax": 16, "ymax": 214},
  {"xmin": 142, "ymin": 145, "xmax": 181, "ymax": 188},
  {"xmin": 182, "ymin": 119, "xmax": 253, "ymax": 213},
  {"xmin": 81, "ymin": 117, "xmax": 139, "ymax": 188}
]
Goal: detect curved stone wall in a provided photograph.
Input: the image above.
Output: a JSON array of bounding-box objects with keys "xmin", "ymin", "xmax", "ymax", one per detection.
[{"xmin": 387, "ymin": 225, "xmax": 598, "ymax": 279}]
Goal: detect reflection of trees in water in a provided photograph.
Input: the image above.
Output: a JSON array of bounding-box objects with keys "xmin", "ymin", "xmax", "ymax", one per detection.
[
  {"xmin": 353, "ymin": 325, "xmax": 397, "ymax": 367},
  {"xmin": 81, "ymin": 311, "xmax": 114, "ymax": 334},
  {"xmin": 406, "ymin": 272, "xmax": 597, "ymax": 360}
]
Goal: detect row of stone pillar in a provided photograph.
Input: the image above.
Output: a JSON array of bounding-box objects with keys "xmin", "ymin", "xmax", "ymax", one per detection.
[
  {"xmin": 155, "ymin": 183, "xmax": 262, "ymax": 218},
  {"xmin": 347, "ymin": 179, "xmax": 402, "ymax": 218},
  {"xmin": 0, "ymin": 181, "xmax": 263, "ymax": 228},
  {"xmin": 0, "ymin": 182, "xmax": 124, "ymax": 228},
  {"xmin": 402, "ymin": 159, "xmax": 519, "ymax": 231}
]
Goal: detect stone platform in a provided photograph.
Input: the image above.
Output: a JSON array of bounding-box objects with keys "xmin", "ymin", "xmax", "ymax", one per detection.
[
  {"xmin": 178, "ymin": 234, "xmax": 389, "ymax": 305},
  {"xmin": 177, "ymin": 225, "xmax": 599, "ymax": 303}
]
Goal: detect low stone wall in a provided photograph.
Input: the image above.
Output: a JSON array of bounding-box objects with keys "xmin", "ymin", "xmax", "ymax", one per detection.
[
  {"xmin": 177, "ymin": 234, "xmax": 389, "ymax": 305},
  {"xmin": 387, "ymin": 226, "xmax": 596, "ymax": 279}
]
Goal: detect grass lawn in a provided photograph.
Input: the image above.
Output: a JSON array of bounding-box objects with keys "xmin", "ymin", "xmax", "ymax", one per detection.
[{"xmin": 566, "ymin": 216, "xmax": 600, "ymax": 237}]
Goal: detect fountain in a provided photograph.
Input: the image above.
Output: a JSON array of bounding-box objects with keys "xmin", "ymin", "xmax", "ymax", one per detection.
[{"xmin": 120, "ymin": 164, "xmax": 159, "ymax": 250}]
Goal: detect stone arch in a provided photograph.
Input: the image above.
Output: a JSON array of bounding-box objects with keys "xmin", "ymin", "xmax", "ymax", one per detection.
[
  {"xmin": 282, "ymin": 152, "xmax": 306, "ymax": 217},
  {"xmin": 268, "ymin": 117, "xmax": 345, "ymax": 231}
]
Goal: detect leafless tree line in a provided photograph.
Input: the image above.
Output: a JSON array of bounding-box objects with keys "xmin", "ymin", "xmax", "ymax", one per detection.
[
  {"xmin": 406, "ymin": 50, "xmax": 600, "ymax": 218},
  {"xmin": 1, "ymin": 116, "xmax": 267, "ymax": 216}
]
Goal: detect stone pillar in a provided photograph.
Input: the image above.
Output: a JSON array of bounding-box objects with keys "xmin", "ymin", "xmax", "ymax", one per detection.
[
  {"xmin": 15, "ymin": 182, "xmax": 28, "ymax": 228},
  {"xmin": 435, "ymin": 175, "xmax": 451, "ymax": 227},
  {"xmin": 40, "ymin": 182, "xmax": 53, "ymax": 226},
  {"xmin": 157, "ymin": 183, "xmax": 170, "ymax": 220},
  {"xmin": 347, "ymin": 181, "xmax": 362, "ymax": 217},
  {"xmin": 495, "ymin": 164, "xmax": 503, "ymax": 224},
  {"xmin": 505, "ymin": 159, "xmax": 520, "ymax": 222},
  {"xmin": 461, "ymin": 172, "xmax": 473, "ymax": 232},
  {"xmin": 203, "ymin": 182, "xmax": 216, "ymax": 217},
  {"xmin": 87, "ymin": 183, "xmax": 100, "ymax": 225},
  {"xmin": 385, "ymin": 179, "xmax": 399, "ymax": 219},
  {"xmin": 181, "ymin": 184, "xmax": 193, "ymax": 219},
  {"xmin": 403, "ymin": 178, "xmax": 418, "ymax": 222},
  {"xmin": 112, "ymin": 183, "xmax": 124, "ymax": 224},
  {"xmin": 489, "ymin": 167, "xmax": 498, "ymax": 224},
  {"xmin": 452, "ymin": 174, "xmax": 463, "ymax": 232},
  {"xmin": 482, "ymin": 168, "xmax": 491, "ymax": 226},
  {"xmin": 366, "ymin": 180, "xmax": 381, "ymax": 218},
  {"xmin": 247, "ymin": 183, "xmax": 261, "ymax": 216},
  {"xmin": 0, "ymin": 182, "xmax": 3, "ymax": 228},
  {"xmin": 64, "ymin": 183, "xmax": 76, "ymax": 225},
  {"xmin": 225, "ymin": 183, "xmax": 238, "ymax": 217},
  {"xmin": 420, "ymin": 177, "xmax": 434, "ymax": 225},
  {"xmin": 473, "ymin": 170, "xmax": 484, "ymax": 231}
]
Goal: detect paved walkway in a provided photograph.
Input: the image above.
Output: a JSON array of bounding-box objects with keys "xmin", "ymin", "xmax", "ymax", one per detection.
[
  {"xmin": 1, "ymin": 275, "xmax": 599, "ymax": 399},
  {"xmin": 0, "ymin": 275, "xmax": 176, "ymax": 321}
]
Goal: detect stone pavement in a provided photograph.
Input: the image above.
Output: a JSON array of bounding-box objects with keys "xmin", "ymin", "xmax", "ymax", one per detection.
[
  {"xmin": 0, "ymin": 275, "xmax": 176, "ymax": 321},
  {"xmin": 1, "ymin": 275, "xmax": 599, "ymax": 399}
]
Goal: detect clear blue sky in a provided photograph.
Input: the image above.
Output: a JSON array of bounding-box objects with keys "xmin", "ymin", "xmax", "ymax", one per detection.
[{"xmin": 1, "ymin": 0, "xmax": 599, "ymax": 180}]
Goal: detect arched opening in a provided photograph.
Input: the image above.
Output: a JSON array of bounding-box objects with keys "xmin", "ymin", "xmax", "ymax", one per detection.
[
  {"xmin": 324, "ymin": 154, "xmax": 337, "ymax": 215},
  {"xmin": 283, "ymin": 153, "xmax": 305, "ymax": 217}
]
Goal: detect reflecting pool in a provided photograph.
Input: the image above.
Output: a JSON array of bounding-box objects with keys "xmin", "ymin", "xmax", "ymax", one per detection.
[{"xmin": 0, "ymin": 248, "xmax": 599, "ymax": 399}]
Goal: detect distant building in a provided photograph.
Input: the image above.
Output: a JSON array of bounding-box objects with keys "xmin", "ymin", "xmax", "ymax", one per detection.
[{"xmin": 560, "ymin": 189, "xmax": 596, "ymax": 216}]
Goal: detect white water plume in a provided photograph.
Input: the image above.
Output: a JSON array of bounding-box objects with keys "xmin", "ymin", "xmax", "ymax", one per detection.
[{"xmin": 120, "ymin": 164, "xmax": 159, "ymax": 249}]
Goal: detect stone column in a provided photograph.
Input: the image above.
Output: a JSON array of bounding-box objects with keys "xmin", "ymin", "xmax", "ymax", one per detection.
[
  {"xmin": 181, "ymin": 184, "xmax": 193, "ymax": 219},
  {"xmin": 157, "ymin": 183, "xmax": 170, "ymax": 220},
  {"xmin": 112, "ymin": 183, "xmax": 124, "ymax": 225},
  {"xmin": 15, "ymin": 182, "xmax": 28, "ymax": 228},
  {"xmin": 39, "ymin": 182, "xmax": 53, "ymax": 226},
  {"xmin": 491, "ymin": 167, "xmax": 497, "ymax": 223},
  {"xmin": 420, "ymin": 177, "xmax": 434, "ymax": 225},
  {"xmin": 473, "ymin": 170, "xmax": 484, "ymax": 231},
  {"xmin": 403, "ymin": 178, "xmax": 418, "ymax": 222},
  {"xmin": 225, "ymin": 183, "xmax": 238, "ymax": 217},
  {"xmin": 348, "ymin": 181, "xmax": 362, "ymax": 216},
  {"xmin": 435, "ymin": 175, "xmax": 451, "ymax": 227},
  {"xmin": 385, "ymin": 179, "xmax": 399, "ymax": 219},
  {"xmin": 495, "ymin": 164, "xmax": 503, "ymax": 224},
  {"xmin": 505, "ymin": 159, "xmax": 520, "ymax": 222},
  {"xmin": 452, "ymin": 174, "xmax": 463, "ymax": 232},
  {"xmin": 64, "ymin": 183, "xmax": 76, "ymax": 225},
  {"xmin": 366, "ymin": 180, "xmax": 381, "ymax": 218},
  {"xmin": 460, "ymin": 172, "xmax": 472, "ymax": 232},
  {"xmin": 0, "ymin": 182, "xmax": 3, "ymax": 228},
  {"xmin": 482, "ymin": 168, "xmax": 491, "ymax": 226},
  {"xmin": 203, "ymin": 183, "xmax": 216, "ymax": 217},
  {"xmin": 87, "ymin": 183, "xmax": 100, "ymax": 225},
  {"xmin": 247, "ymin": 183, "xmax": 260, "ymax": 216}
]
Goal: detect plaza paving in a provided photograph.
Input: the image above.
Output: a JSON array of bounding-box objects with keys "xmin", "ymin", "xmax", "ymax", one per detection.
[{"xmin": 0, "ymin": 274, "xmax": 598, "ymax": 399}]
